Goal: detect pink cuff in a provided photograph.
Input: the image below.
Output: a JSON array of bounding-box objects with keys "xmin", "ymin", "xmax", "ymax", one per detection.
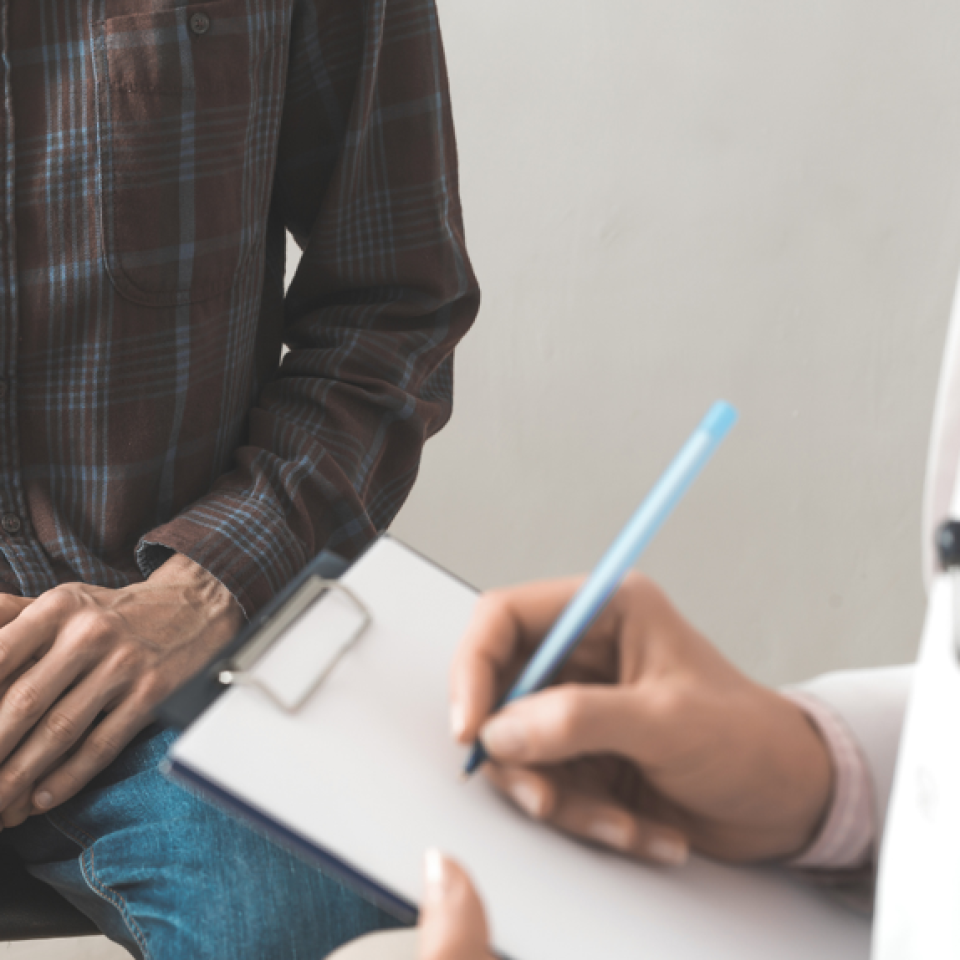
[{"xmin": 782, "ymin": 690, "xmax": 876, "ymax": 870}]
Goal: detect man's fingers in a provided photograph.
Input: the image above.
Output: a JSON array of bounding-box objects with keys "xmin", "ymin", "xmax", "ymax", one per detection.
[
  {"xmin": 419, "ymin": 850, "xmax": 492, "ymax": 960},
  {"xmin": 480, "ymin": 684, "xmax": 641, "ymax": 765},
  {"xmin": 488, "ymin": 766, "xmax": 689, "ymax": 867},
  {"xmin": 450, "ymin": 579, "xmax": 587, "ymax": 743},
  {"xmin": 0, "ymin": 635, "xmax": 93, "ymax": 763},
  {"xmin": 1, "ymin": 788, "xmax": 38, "ymax": 829},
  {"xmin": 0, "ymin": 661, "xmax": 127, "ymax": 810},
  {"xmin": 0, "ymin": 599, "xmax": 58, "ymax": 685},
  {"xmin": 0, "ymin": 596, "xmax": 33, "ymax": 631},
  {"xmin": 32, "ymin": 701, "xmax": 150, "ymax": 812},
  {"xmin": 0, "ymin": 658, "xmax": 39, "ymax": 701}
]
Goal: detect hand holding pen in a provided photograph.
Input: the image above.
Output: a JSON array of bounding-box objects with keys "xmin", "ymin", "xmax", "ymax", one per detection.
[
  {"xmin": 448, "ymin": 403, "xmax": 835, "ymax": 865},
  {"xmin": 448, "ymin": 563, "xmax": 836, "ymax": 867}
]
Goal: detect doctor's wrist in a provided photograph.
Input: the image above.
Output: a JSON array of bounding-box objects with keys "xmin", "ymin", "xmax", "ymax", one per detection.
[
  {"xmin": 782, "ymin": 690, "xmax": 876, "ymax": 870},
  {"xmin": 709, "ymin": 685, "xmax": 836, "ymax": 864},
  {"xmin": 771, "ymin": 693, "xmax": 836, "ymax": 859}
]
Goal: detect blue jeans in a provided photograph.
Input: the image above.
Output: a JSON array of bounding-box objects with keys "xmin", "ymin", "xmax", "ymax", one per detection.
[{"xmin": 3, "ymin": 726, "xmax": 398, "ymax": 958}]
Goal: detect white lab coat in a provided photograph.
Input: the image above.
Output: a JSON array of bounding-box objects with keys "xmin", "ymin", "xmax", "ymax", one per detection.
[{"xmin": 799, "ymin": 271, "xmax": 960, "ymax": 958}]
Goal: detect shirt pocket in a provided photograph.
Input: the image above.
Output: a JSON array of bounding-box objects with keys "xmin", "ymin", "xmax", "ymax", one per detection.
[{"xmin": 93, "ymin": 0, "xmax": 288, "ymax": 306}]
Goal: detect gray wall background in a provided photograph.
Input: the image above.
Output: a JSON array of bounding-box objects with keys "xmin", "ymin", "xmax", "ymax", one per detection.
[{"xmin": 310, "ymin": 0, "xmax": 960, "ymax": 687}]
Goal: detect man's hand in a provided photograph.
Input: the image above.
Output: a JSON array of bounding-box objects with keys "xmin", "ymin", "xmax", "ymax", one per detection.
[
  {"xmin": 419, "ymin": 851, "xmax": 492, "ymax": 960},
  {"xmin": 0, "ymin": 556, "xmax": 242, "ymax": 826},
  {"xmin": 450, "ymin": 574, "xmax": 834, "ymax": 865}
]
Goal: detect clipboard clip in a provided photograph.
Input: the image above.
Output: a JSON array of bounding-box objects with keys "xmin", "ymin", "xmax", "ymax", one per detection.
[{"xmin": 216, "ymin": 576, "xmax": 372, "ymax": 714}]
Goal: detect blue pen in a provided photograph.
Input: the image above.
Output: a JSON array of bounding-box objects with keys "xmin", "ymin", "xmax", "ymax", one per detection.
[{"xmin": 462, "ymin": 400, "xmax": 738, "ymax": 777}]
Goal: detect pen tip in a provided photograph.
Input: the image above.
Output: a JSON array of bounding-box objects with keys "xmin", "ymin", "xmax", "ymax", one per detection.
[{"xmin": 458, "ymin": 772, "xmax": 470, "ymax": 784}]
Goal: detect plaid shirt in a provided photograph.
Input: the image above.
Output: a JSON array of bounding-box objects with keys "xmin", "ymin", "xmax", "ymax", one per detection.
[{"xmin": 0, "ymin": 0, "xmax": 478, "ymax": 615}]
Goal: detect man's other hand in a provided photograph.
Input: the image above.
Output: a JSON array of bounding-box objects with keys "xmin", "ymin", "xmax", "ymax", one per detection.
[
  {"xmin": 450, "ymin": 575, "xmax": 834, "ymax": 865},
  {"xmin": 0, "ymin": 556, "xmax": 242, "ymax": 826},
  {"xmin": 419, "ymin": 851, "xmax": 492, "ymax": 960}
]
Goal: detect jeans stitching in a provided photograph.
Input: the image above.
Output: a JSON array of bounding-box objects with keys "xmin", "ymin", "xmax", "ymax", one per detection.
[{"xmin": 47, "ymin": 811, "xmax": 153, "ymax": 960}]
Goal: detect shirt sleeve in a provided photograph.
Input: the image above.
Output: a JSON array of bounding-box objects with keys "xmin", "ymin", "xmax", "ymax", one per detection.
[{"xmin": 136, "ymin": 0, "xmax": 480, "ymax": 616}]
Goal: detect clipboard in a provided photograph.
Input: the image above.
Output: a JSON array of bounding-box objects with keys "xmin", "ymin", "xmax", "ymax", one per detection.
[
  {"xmin": 161, "ymin": 535, "xmax": 871, "ymax": 960},
  {"xmin": 161, "ymin": 536, "xmax": 433, "ymax": 921}
]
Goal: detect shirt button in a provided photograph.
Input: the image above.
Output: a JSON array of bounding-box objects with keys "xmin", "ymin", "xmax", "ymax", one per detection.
[
  {"xmin": 190, "ymin": 12, "xmax": 211, "ymax": 34},
  {"xmin": 1, "ymin": 514, "xmax": 21, "ymax": 536}
]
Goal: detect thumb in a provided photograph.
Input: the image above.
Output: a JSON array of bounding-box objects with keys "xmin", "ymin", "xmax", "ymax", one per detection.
[
  {"xmin": 481, "ymin": 685, "xmax": 638, "ymax": 765},
  {"xmin": 419, "ymin": 850, "xmax": 492, "ymax": 960}
]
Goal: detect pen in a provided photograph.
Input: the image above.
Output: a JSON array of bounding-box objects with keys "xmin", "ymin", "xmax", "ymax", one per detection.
[{"xmin": 462, "ymin": 400, "xmax": 738, "ymax": 777}]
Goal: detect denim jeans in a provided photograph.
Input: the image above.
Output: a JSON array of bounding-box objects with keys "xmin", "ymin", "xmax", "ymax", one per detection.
[{"xmin": 3, "ymin": 726, "xmax": 398, "ymax": 958}]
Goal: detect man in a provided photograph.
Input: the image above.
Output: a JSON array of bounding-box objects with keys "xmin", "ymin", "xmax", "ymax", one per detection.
[{"xmin": 0, "ymin": 0, "xmax": 478, "ymax": 956}]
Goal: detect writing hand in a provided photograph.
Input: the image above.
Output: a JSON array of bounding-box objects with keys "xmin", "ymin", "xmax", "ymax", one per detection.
[
  {"xmin": 0, "ymin": 556, "xmax": 242, "ymax": 825},
  {"xmin": 450, "ymin": 575, "xmax": 833, "ymax": 865}
]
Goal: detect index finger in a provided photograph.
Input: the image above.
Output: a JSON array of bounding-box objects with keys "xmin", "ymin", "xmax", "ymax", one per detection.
[
  {"xmin": 0, "ymin": 595, "xmax": 34, "ymax": 631},
  {"xmin": 450, "ymin": 578, "xmax": 586, "ymax": 743}
]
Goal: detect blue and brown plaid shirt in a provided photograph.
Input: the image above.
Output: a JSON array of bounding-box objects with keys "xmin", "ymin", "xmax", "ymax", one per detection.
[{"xmin": 0, "ymin": 0, "xmax": 478, "ymax": 615}]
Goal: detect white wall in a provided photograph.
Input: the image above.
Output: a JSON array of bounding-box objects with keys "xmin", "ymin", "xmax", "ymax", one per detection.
[{"xmin": 302, "ymin": 0, "xmax": 960, "ymax": 686}]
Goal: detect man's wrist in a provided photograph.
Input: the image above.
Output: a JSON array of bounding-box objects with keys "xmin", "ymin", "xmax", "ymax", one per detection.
[{"xmin": 147, "ymin": 553, "xmax": 244, "ymax": 628}]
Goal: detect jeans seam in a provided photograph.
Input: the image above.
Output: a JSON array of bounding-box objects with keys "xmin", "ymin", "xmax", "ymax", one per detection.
[{"xmin": 47, "ymin": 811, "xmax": 153, "ymax": 960}]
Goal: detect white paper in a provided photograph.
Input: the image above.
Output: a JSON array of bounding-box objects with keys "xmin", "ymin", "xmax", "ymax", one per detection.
[{"xmin": 170, "ymin": 537, "xmax": 869, "ymax": 960}]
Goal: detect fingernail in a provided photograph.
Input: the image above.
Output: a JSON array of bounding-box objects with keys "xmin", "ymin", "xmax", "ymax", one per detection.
[
  {"xmin": 509, "ymin": 780, "xmax": 546, "ymax": 819},
  {"xmin": 424, "ymin": 848, "xmax": 448, "ymax": 902},
  {"xmin": 588, "ymin": 816, "xmax": 633, "ymax": 852},
  {"xmin": 648, "ymin": 835, "xmax": 689, "ymax": 866},
  {"xmin": 481, "ymin": 715, "xmax": 526, "ymax": 757},
  {"xmin": 33, "ymin": 791, "xmax": 53, "ymax": 811},
  {"xmin": 450, "ymin": 702, "xmax": 467, "ymax": 740}
]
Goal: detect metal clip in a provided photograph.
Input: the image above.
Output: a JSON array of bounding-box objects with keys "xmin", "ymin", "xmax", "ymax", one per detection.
[{"xmin": 217, "ymin": 576, "xmax": 371, "ymax": 713}]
